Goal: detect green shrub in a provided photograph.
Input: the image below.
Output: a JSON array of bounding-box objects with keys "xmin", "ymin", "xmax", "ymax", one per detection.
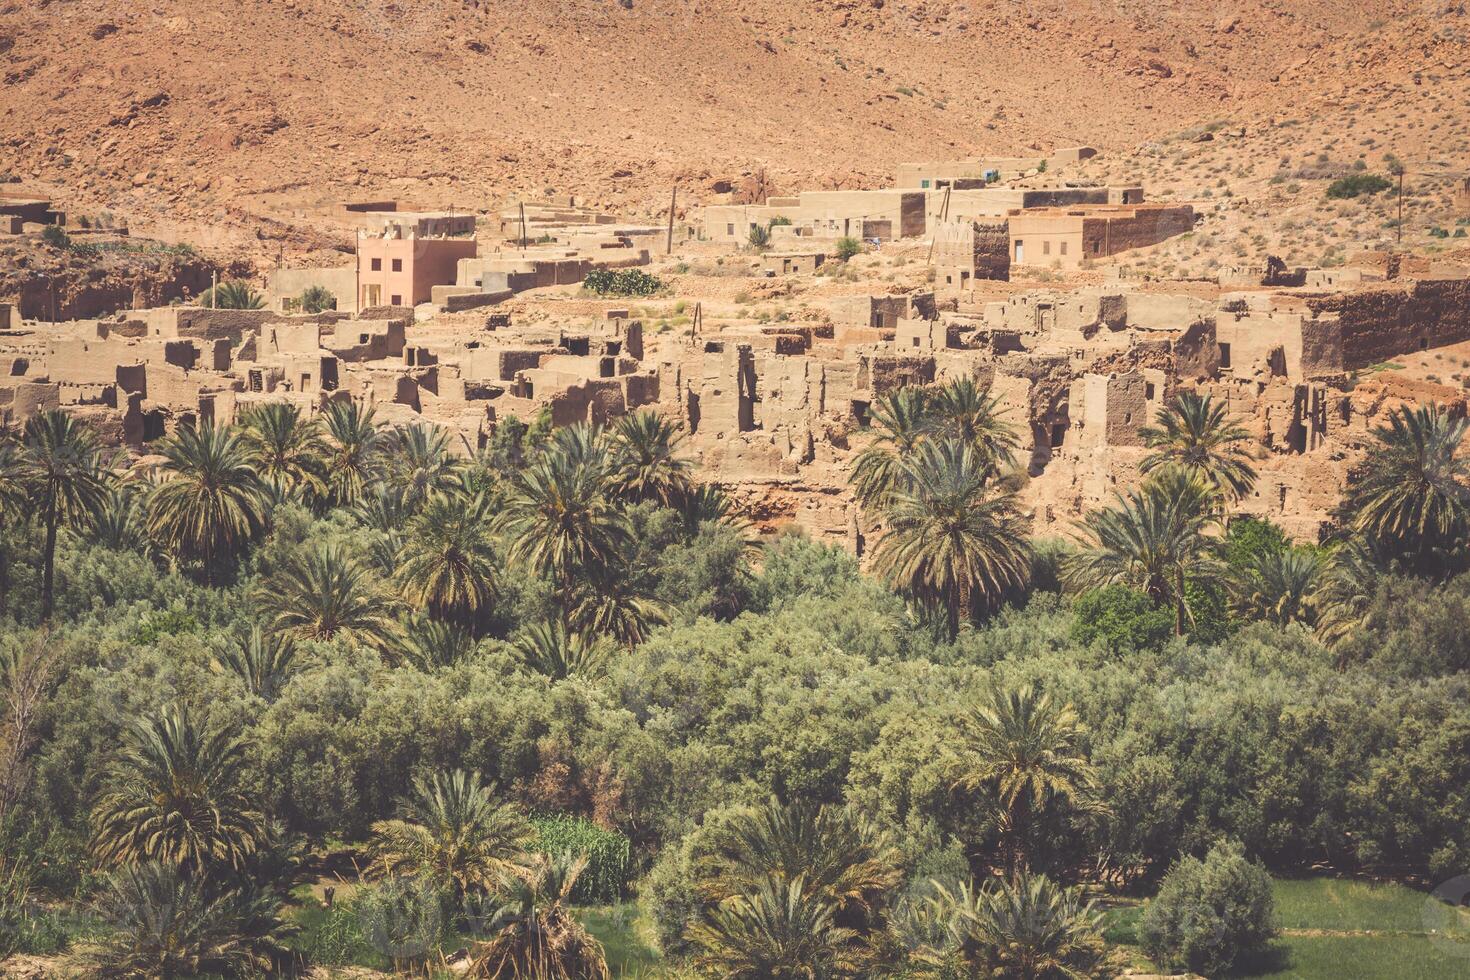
[
  {"xmin": 354, "ymin": 876, "xmax": 448, "ymax": 966},
  {"xmin": 299, "ymin": 285, "xmax": 337, "ymax": 314},
  {"xmin": 1141, "ymin": 841, "xmax": 1277, "ymax": 976},
  {"xmin": 747, "ymin": 224, "xmax": 770, "ymax": 249},
  {"xmin": 530, "ymin": 816, "xmax": 631, "ymax": 903},
  {"xmin": 1325, "ymin": 173, "xmax": 1392, "ymax": 199},
  {"xmin": 643, "ymin": 837, "xmax": 700, "ymax": 956},
  {"xmin": 834, "ymin": 236, "xmax": 862, "ymax": 262},
  {"xmin": 40, "ymin": 224, "xmax": 70, "ymax": 249},
  {"xmin": 1224, "ymin": 516, "xmax": 1289, "ymax": 570},
  {"xmin": 1071, "ymin": 585, "xmax": 1173, "ymax": 653},
  {"xmin": 583, "ymin": 269, "xmax": 664, "ymax": 297}
]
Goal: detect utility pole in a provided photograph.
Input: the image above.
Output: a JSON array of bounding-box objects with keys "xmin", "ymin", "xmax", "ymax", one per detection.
[
  {"xmin": 666, "ymin": 185, "xmax": 677, "ymax": 256},
  {"xmin": 926, "ymin": 186, "xmax": 953, "ymax": 264},
  {"xmin": 210, "ymin": 270, "xmax": 217, "ymax": 308},
  {"xmin": 519, "ymin": 202, "xmax": 527, "ymax": 252},
  {"xmin": 1397, "ymin": 169, "xmax": 1404, "ymax": 246}
]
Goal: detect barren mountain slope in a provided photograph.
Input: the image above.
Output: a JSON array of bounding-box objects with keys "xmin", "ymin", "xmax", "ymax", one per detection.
[{"xmin": 0, "ymin": 0, "xmax": 1465, "ymax": 260}]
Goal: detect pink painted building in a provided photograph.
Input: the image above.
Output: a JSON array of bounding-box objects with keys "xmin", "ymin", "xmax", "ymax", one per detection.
[{"xmin": 355, "ymin": 212, "xmax": 478, "ymax": 308}]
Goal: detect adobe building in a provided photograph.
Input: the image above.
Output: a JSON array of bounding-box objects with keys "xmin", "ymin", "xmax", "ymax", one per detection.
[
  {"xmin": 704, "ymin": 191, "xmax": 926, "ymax": 244},
  {"xmin": 0, "ymin": 196, "xmax": 65, "ymax": 234},
  {"xmin": 1008, "ymin": 204, "xmax": 1195, "ymax": 268},
  {"xmin": 763, "ymin": 250, "xmax": 826, "ymax": 276},
  {"xmin": 355, "ymin": 212, "xmax": 478, "ymax": 309},
  {"xmin": 932, "ymin": 219, "xmax": 1011, "ymax": 290},
  {"xmin": 1455, "ymin": 177, "xmax": 1470, "ymax": 218},
  {"xmin": 895, "ymin": 147, "xmax": 1099, "ymax": 189}
]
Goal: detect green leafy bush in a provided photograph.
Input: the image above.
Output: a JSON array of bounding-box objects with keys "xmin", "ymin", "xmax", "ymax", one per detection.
[
  {"xmin": 1140, "ymin": 841, "xmax": 1277, "ymax": 976},
  {"xmin": 530, "ymin": 816, "xmax": 631, "ymax": 903},
  {"xmin": 299, "ymin": 285, "xmax": 337, "ymax": 313},
  {"xmin": 1071, "ymin": 585, "xmax": 1173, "ymax": 652},
  {"xmin": 40, "ymin": 224, "xmax": 70, "ymax": 249},
  {"xmin": 1325, "ymin": 173, "xmax": 1392, "ymax": 199},
  {"xmin": 1224, "ymin": 516, "xmax": 1289, "ymax": 570},
  {"xmin": 583, "ymin": 269, "xmax": 664, "ymax": 297},
  {"xmin": 835, "ymin": 236, "xmax": 862, "ymax": 262}
]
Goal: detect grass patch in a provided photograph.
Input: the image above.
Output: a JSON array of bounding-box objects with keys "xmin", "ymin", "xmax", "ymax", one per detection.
[
  {"xmin": 1122, "ymin": 876, "xmax": 1470, "ymax": 979},
  {"xmin": 578, "ymin": 902, "xmax": 664, "ymax": 977},
  {"xmin": 1273, "ymin": 877, "xmax": 1459, "ymax": 933},
  {"xmin": 1232, "ymin": 934, "xmax": 1470, "ymax": 979}
]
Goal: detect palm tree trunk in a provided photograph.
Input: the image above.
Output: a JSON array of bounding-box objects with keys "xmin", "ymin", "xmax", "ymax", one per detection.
[
  {"xmin": 1173, "ymin": 566, "xmax": 1192, "ymax": 636},
  {"xmin": 40, "ymin": 500, "xmax": 57, "ymax": 623}
]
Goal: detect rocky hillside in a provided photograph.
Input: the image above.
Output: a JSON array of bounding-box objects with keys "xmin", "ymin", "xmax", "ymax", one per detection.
[{"xmin": 0, "ymin": 0, "xmax": 1466, "ymax": 262}]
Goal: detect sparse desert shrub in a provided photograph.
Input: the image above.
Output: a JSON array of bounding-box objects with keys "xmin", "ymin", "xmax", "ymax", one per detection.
[
  {"xmin": 1325, "ymin": 173, "xmax": 1392, "ymax": 199},
  {"xmin": 40, "ymin": 224, "xmax": 70, "ymax": 249},
  {"xmin": 834, "ymin": 236, "xmax": 862, "ymax": 262}
]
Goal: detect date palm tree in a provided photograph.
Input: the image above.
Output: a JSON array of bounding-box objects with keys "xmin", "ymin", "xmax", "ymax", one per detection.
[
  {"xmin": 210, "ymin": 626, "xmax": 299, "ymax": 703},
  {"xmin": 255, "ymin": 544, "xmax": 398, "ymax": 648},
  {"xmin": 88, "ymin": 485, "xmax": 149, "ymax": 553},
  {"xmin": 21, "ymin": 410, "xmax": 112, "ymax": 619},
  {"xmin": 200, "ymin": 281, "xmax": 265, "ymax": 310},
  {"xmin": 1066, "ymin": 468, "xmax": 1223, "ymax": 635},
  {"xmin": 91, "ymin": 707, "xmax": 263, "ymax": 871},
  {"xmin": 1140, "ymin": 391, "xmax": 1257, "ymax": 504},
  {"xmin": 369, "ymin": 768, "xmax": 531, "ymax": 898},
  {"xmin": 497, "ymin": 448, "xmax": 630, "ymax": 602},
  {"xmin": 512, "ymin": 620, "xmax": 612, "ymax": 680},
  {"xmin": 607, "ymin": 410, "xmax": 691, "ymax": 506},
  {"xmin": 1314, "ymin": 540, "xmax": 1379, "ymax": 665},
  {"xmin": 322, "ymin": 400, "xmax": 384, "ymax": 507},
  {"xmin": 674, "ymin": 482, "xmax": 746, "ymax": 536},
  {"xmin": 395, "ymin": 492, "xmax": 499, "ymax": 626},
  {"xmin": 468, "ymin": 853, "xmax": 610, "ymax": 980},
  {"xmin": 850, "ymin": 387, "xmax": 933, "ymax": 510},
  {"xmin": 928, "ymin": 377, "xmax": 1018, "ymax": 474},
  {"xmin": 700, "ymin": 798, "xmax": 902, "ymax": 936},
  {"xmin": 925, "ymin": 871, "xmax": 1107, "ymax": 980},
  {"xmin": 96, "ymin": 861, "xmax": 294, "ymax": 980},
  {"xmin": 954, "ymin": 684, "xmax": 1101, "ymax": 875},
  {"xmin": 689, "ymin": 874, "xmax": 864, "ymax": 980},
  {"xmin": 144, "ymin": 423, "xmax": 267, "ymax": 584},
  {"xmin": 238, "ymin": 402, "xmax": 326, "ymax": 504},
  {"xmin": 0, "ymin": 436, "xmax": 31, "ymax": 604},
  {"xmin": 385, "ymin": 423, "xmax": 460, "ymax": 513},
  {"xmin": 1228, "ymin": 547, "xmax": 1327, "ymax": 628},
  {"xmin": 1339, "ymin": 403, "xmax": 1470, "ymax": 575},
  {"xmin": 871, "ymin": 439, "xmax": 1030, "ymax": 636},
  {"xmin": 396, "ymin": 615, "xmax": 478, "ymax": 671},
  {"xmin": 567, "ymin": 567, "xmax": 670, "ymax": 649}
]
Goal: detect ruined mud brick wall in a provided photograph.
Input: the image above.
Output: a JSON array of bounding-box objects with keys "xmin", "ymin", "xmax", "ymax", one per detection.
[
  {"xmin": 972, "ymin": 222, "xmax": 1011, "ymax": 281},
  {"xmin": 7, "ymin": 259, "xmax": 217, "ymax": 321},
  {"xmin": 1304, "ymin": 279, "xmax": 1470, "ymax": 370},
  {"xmin": 1082, "ymin": 205, "xmax": 1195, "ymax": 256},
  {"xmin": 933, "ymin": 221, "xmax": 1011, "ymax": 285},
  {"xmin": 858, "ymin": 353, "xmax": 936, "ymax": 396}
]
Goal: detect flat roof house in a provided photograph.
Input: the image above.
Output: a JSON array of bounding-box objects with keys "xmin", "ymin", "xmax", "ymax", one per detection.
[
  {"xmin": 1007, "ymin": 204, "xmax": 1195, "ymax": 268},
  {"xmin": 356, "ymin": 213, "xmax": 478, "ymax": 309}
]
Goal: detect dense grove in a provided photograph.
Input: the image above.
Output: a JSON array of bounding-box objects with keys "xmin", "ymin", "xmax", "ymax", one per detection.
[{"xmin": 0, "ymin": 386, "xmax": 1467, "ymax": 977}]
